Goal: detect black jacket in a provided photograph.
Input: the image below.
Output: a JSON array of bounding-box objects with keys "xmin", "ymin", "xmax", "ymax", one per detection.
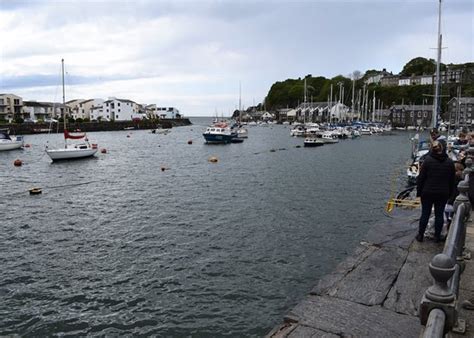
[{"xmin": 416, "ymin": 151, "xmax": 455, "ymax": 199}]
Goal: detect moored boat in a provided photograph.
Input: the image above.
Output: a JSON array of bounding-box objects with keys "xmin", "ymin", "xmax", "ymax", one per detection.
[
  {"xmin": 45, "ymin": 59, "xmax": 98, "ymax": 161},
  {"xmin": 203, "ymin": 122, "xmax": 237, "ymax": 144},
  {"xmin": 321, "ymin": 132, "xmax": 339, "ymax": 144},
  {"xmin": 304, "ymin": 137, "xmax": 325, "ymax": 147},
  {"xmin": 0, "ymin": 128, "xmax": 24, "ymax": 151}
]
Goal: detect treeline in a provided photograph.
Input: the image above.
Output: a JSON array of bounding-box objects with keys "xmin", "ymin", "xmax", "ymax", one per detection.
[{"xmin": 263, "ymin": 57, "xmax": 474, "ymax": 112}]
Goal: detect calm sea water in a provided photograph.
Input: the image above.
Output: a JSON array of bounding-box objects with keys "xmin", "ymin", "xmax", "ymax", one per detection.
[{"xmin": 0, "ymin": 118, "xmax": 414, "ymax": 336}]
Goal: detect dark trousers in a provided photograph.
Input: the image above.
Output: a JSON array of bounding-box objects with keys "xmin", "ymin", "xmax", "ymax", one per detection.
[{"xmin": 419, "ymin": 195, "xmax": 447, "ymax": 238}]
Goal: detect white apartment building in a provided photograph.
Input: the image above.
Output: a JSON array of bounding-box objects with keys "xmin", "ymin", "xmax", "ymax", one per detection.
[
  {"xmin": 102, "ymin": 97, "xmax": 139, "ymax": 121},
  {"xmin": 23, "ymin": 101, "xmax": 52, "ymax": 121},
  {"xmin": 66, "ymin": 99, "xmax": 86, "ymax": 120},
  {"xmin": 77, "ymin": 99, "xmax": 104, "ymax": 120},
  {"xmin": 0, "ymin": 93, "xmax": 23, "ymax": 122}
]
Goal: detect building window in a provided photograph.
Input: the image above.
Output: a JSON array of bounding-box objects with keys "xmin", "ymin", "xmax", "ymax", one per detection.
[
  {"xmin": 118, "ymin": 102, "xmax": 121, "ymax": 106},
  {"xmin": 116, "ymin": 115, "xmax": 119, "ymax": 118}
]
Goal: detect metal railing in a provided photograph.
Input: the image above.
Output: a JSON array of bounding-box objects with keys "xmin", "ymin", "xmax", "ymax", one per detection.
[{"xmin": 419, "ymin": 152, "xmax": 472, "ymax": 337}]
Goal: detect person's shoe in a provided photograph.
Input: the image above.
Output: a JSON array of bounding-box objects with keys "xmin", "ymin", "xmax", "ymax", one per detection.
[
  {"xmin": 415, "ymin": 234, "xmax": 423, "ymax": 242},
  {"xmin": 434, "ymin": 235, "xmax": 446, "ymax": 243},
  {"xmin": 462, "ymin": 300, "xmax": 474, "ymax": 310}
]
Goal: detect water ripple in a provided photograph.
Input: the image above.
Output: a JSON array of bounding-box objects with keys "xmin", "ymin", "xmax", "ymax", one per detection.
[{"xmin": 0, "ymin": 119, "xmax": 414, "ymax": 336}]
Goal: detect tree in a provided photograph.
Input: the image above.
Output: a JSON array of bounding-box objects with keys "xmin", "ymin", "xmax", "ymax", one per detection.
[{"xmin": 400, "ymin": 57, "xmax": 439, "ymax": 76}]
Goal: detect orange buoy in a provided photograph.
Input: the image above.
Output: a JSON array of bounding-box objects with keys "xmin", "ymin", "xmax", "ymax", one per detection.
[
  {"xmin": 14, "ymin": 159, "xmax": 22, "ymax": 167},
  {"xmin": 101, "ymin": 148, "xmax": 107, "ymax": 154},
  {"xmin": 188, "ymin": 140, "xmax": 193, "ymax": 145}
]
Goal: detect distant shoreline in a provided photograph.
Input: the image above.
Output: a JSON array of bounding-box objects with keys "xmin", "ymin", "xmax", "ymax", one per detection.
[{"xmin": 2, "ymin": 118, "xmax": 192, "ymax": 135}]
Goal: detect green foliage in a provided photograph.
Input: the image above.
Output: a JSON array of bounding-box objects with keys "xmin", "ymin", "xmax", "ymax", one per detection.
[
  {"xmin": 400, "ymin": 57, "xmax": 444, "ymax": 76},
  {"xmin": 13, "ymin": 116, "xmax": 24, "ymax": 124},
  {"xmin": 263, "ymin": 59, "xmax": 473, "ymax": 112}
]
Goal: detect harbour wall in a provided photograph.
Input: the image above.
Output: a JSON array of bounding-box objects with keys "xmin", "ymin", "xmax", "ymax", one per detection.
[{"xmin": 3, "ymin": 118, "xmax": 191, "ymax": 135}]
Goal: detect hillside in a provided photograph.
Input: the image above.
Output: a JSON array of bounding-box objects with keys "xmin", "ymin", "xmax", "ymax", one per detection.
[{"xmin": 263, "ymin": 58, "xmax": 474, "ymax": 114}]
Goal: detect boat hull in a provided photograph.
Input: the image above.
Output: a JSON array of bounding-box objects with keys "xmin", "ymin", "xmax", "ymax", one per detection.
[
  {"xmin": 0, "ymin": 141, "xmax": 23, "ymax": 151},
  {"xmin": 46, "ymin": 148, "xmax": 98, "ymax": 161},
  {"xmin": 203, "ymin": 133, "xmax": 235, "ymax": 144},
  {"xmin": 304, "ymin": 141, "xmax": 324, "ymax": 147}
]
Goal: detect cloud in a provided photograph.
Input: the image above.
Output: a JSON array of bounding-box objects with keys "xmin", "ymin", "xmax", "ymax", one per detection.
[{"xmin": 1, "ymin": 0, "xmax": 473, "ymax": 116}]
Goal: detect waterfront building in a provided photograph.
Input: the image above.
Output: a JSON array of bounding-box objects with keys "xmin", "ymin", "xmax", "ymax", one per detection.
[
  {"xmin": 22, "ymin": 101, "xmax": 53, "ymax": 121},
  {"xmin": 329, "ymin": 102, "xmax": 350, "ymax": 122},
  {"xmin": 297, "ymin": 102, "xmax": 331, "ymax": 122},
  {"xmin": 75, "ymin": 99, "xmax": 104, "ymax": 120},
  {"xmin": 261, "ymin": 112, "xmax": 275, "ymax": 121},
  {"xmin": 153, "ymin": 107, "xmax": 181, "ymax": 119},
  {"xmin": 90, "ymin": 105, "xmax": 108, "ymax": 121},
  {"xmin": 390, "ymin": 104, "xmax": 433, "ymax": 128},
  {"xmin": 65, "ymin": 99, "xmax": 86, "ymax": 120},
  {"xmin": 276, "ymin": 108, "xmax": 292, "ymax": 123},
  {"xmin": 446, "ymin": 97, "xmax": 474, "ymax": 128},
  {"xmin": 0, "ymin": 93, "xmax": 23, "ymax": 122},
  {"xmin": 103, "ymin": 97, "xmax": 139, "ymax": 121}
]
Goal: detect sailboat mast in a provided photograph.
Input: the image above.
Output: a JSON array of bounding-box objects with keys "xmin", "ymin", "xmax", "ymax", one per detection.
[
  {"xmin": 61, "ymin": 58, "xmax": 66, "ymax": 132},
  {"xmin": 432, "ymin": 0, "xmax": 442, "ymax": 129},
  {"xmin": 239, "ymin": 82, "xmax": 242, "ymax": 123}
]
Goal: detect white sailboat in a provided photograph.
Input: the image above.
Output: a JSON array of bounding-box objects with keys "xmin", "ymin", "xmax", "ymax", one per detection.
[
  {"xmin": 45, "ymin": 59, "xmax": 98, "ymax": 161},
  {"xmin": 236, "ymin": 82, "xmax": 248, "ymax": 138}
]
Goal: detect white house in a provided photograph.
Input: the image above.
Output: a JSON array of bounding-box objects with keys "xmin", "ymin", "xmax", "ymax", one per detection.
[
  {"xmin": 102, "ymin": 97, "xmax": 139, "ymax": 121},
  {"xmin": 399, "ymin": 78, "xmax": 411, "ymax": 86},
  {"xmin": 261, "ymin": 112, "xmax": 275, "ymax": 121},
  {"xmin": 90, "ymin": 105, "xmax": 108, "ymax": 121},
  {"xmin": 420, "ymin": 75, "xmax": 433, "ymax": 85},
  {"xmin": 77, "ymin": 98, "xmax": 104, "ymax": 120},
  {"xmin": 155, "ymin": 107, "xmax": 180, "ymax": 119},
  {"xmin": 329, "ymin": 102, "xmax": 350, "ymax": 121}
]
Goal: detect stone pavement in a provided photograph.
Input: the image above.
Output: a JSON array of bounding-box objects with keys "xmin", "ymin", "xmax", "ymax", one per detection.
[{"xmin": 267, "ymin": 209, "xmax": 474, "ymax": 337}]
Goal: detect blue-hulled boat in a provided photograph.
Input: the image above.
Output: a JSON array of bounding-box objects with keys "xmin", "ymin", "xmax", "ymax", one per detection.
[{"xmin": 203, "ymin": 122, "xmax": 238, "ymax": 144}]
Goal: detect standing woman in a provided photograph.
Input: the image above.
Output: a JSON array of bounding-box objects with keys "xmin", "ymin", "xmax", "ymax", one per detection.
[{"xmin": 416, "ymin": 140, "xmax": 456, "ymax": 242}]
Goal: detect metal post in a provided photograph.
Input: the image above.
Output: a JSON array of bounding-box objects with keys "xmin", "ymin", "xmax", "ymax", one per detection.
[
  {"xmin": 423, "ymin": 308, "xmax": 446, "ymax": 338},
  {"xmin": 420, "ymin": 253, "xmax": 456, "ymax": 329}
]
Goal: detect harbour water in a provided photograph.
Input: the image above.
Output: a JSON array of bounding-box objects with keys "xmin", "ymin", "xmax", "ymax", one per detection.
[{"xmin": 1, "ymin": 118, "xmax": 413, "ymax": 336}]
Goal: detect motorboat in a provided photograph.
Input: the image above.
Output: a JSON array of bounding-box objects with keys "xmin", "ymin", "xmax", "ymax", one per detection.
[
  {"xmin": 290, "ymin": 125, "xmax": 305, "ymax": 137},
  {"xmin": 304, "ymin": 137, "xmax": 325, "ymax": 147},
  {"xmin": 0, "ymin": 128, "xmax": 23, "ymax": 151},
  {"xmin": 203, "ymin": 122, "xmax": 237, "ymax": 144},
  {"xmin": 236, "ymin": 126, "xmax": 248, "ymax": 138},
  {"xmin": 321, "ymin": 132, "xmax": 339, "ymax": 144}
]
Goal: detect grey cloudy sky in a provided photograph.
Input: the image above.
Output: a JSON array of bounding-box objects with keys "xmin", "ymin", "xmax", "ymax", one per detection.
[{"xmin": 1, "ymin": 0, "xmax": 473, "ymax": 116}]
